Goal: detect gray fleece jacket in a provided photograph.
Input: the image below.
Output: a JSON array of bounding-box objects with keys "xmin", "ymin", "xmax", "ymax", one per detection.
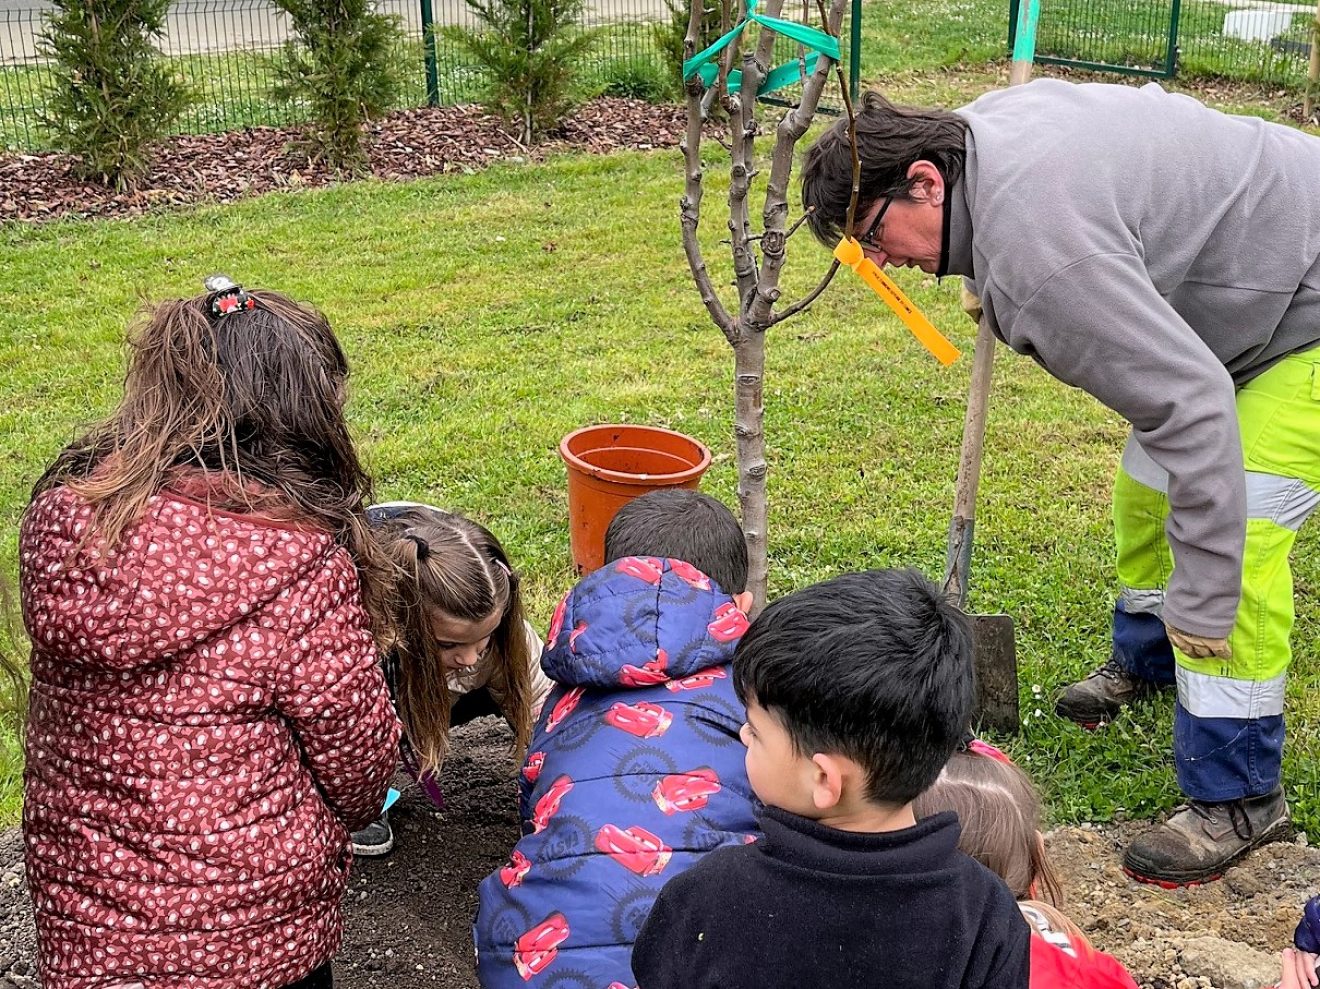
[{"xmin": 950, "ymin": 79, "xmax": 1320, "ymax": 639}]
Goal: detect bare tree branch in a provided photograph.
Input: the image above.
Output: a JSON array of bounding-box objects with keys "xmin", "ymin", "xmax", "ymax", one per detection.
[
  {"xmin": 727, "ymin": 90, "xmax": 759, "ymax": 307},
  {"xmin": 783, "ymin": 206, "xmax": 814, "ymax": 242},
  {"xmin": 682, "ymin": 0, "xmax": 735, "ymax": 340},
  {"xmin": 744, "ymin": 0, "xmax": 847, "ymax": 329},
  {"xmin": 717, "ymin": 0, "xmax": 735, "ymax": 108},
  {"xmin": 770, "ymin": 259, "xmax": 840, "ymax": 324},
  {"xmin": 816, "ymin": 0, "xmax": 860, "ymax": 235}
]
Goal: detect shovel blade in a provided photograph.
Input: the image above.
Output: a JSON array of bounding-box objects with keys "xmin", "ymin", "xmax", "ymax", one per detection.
[{"xmin": 970, "ymin": 613, "xmax": 1019, "ymax": 734}]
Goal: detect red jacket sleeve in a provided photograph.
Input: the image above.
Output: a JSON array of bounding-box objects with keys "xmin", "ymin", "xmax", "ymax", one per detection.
[
  {"xmin": 1029, "ymin": 933, "xmax": 1140, "ymax": 989},
  {"xmin": 275, "ymin": 550, "xmax": 402, "ymax": 832}
]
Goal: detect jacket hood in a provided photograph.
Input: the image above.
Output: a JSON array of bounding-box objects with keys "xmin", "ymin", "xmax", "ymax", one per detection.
[
  {"xmin": 20, "ymin": 482, "xmax": 338, "ymax": 671},
  {"xmin": 540, "ymin": 556, "xmax": 750, "ymax": 689}
]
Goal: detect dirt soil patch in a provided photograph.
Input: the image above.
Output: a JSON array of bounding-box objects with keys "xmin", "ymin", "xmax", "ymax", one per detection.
[
  {"xmin": 0, "ymin": 98, "xmax": 686, "ymax": 225},
  {"xmin": 2, "ymin": 717, "xmax": 1318, "ymax": 987}
]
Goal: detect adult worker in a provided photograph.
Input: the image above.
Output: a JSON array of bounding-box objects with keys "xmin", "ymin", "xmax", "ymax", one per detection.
[{"xmin": 801, "ymin": 79, "xmax": 1320, "ymax": 886}]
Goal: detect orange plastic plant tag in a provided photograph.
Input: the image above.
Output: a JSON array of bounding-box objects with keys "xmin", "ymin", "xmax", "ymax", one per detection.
[{"xmin": 834, "ymin": 237, "xmax": 961, "ymax": 366}]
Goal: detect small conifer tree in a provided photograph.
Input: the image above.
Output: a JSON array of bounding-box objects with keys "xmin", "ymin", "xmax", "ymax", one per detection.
[
  {"xmin": 272, "ymin": 0, "xmax": 403, "ymax": 173},
  {"xmin": 444, "ymin": 0, "xmax": 597, "ymax": 144},
  {"xmin": 37, "ymin": 0, "xmax": 189, "ymax": 191}
]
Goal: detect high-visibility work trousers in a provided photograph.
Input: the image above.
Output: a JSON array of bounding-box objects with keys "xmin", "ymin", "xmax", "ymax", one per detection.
[{"xmin": 1109, "ymin": 348, "xmax": 1320, "ymax": 802}]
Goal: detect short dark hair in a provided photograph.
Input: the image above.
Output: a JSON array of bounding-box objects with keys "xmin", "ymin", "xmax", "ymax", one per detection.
[
  {"xmin": 733, "ymin": 568, "xmax": 974, "ymax": 805},
  {"xmin": 604, "ymin": 489, "xmax": 748, "ymax": 594},
  {"xmin": 801, "ymin": 91, "xmax": 969, "ymax": 248}
]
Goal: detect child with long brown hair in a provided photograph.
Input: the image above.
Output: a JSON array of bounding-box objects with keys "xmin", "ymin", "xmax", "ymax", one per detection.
[
  {"xmin": 19, "ymin": 279, "xmax": 401, "ymax": 989},
  {"xmin": 349, "ymin": 502, "xmax": 551, "ymax": 857},
  {"xmin": 914, "ymin": 742, "xmax": 1140, "ymax": 989}
]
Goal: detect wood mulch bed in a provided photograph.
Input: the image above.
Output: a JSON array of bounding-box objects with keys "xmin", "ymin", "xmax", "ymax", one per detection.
[{"xmin": 0, "ymin": 98, "xmax": 688, "ymax": 225}]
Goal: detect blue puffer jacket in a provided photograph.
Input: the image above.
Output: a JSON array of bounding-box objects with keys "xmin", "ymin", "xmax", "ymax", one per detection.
[{"xmin": 474, "ymin": 557, "xmax": 760, "ymax": 988}]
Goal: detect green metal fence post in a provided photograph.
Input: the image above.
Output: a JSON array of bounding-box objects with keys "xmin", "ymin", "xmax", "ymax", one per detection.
[
  {"xmin": 420, "ymin": 0, "xmax": 440, "ymax": 107},
  {"xmin": 848, "ymin": 0, "xmax": 860, "ymax": 100},
  {"xmin": 1165, "ymin": 0, "xmax": 1182, "ymax": 78}
]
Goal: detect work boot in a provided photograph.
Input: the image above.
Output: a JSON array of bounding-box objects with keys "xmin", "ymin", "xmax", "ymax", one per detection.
[
  {"xmin": 1123, "ymin": 787, "xmax": 1290, "ymax": 887},
  {"xmin": 1054, "ymin": 659, "xmax": 1154, "ymax": 727},
  {"xmin": 351, "ymin": 811, "xmax": 394, "ymax": 857}
]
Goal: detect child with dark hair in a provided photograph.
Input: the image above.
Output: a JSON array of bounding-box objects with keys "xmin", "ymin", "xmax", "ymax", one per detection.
[
  {"xmin": 632, "ymin": 568, "xmax": 1030, "ymax": 989},
  {"xmin": 473, "ymin": 489, "xmax": 759, "ymax": 987},
  {"xmin": 19, "ymin": 281, "xmax": 401, "ymax": 989},
  {"xmin": 603, "ymin": 488, "xmax": 749, "ymax": 595}
]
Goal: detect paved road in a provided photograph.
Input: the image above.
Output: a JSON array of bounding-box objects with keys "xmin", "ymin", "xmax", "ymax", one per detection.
[{"xmin": 0, "ymin": 0, "xmax": 667, "ymax": 64}]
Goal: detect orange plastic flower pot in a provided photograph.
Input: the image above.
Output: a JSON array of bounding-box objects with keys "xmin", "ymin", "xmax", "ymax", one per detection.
[{"xmin": 558, "ymin": 424, "xmax": 713, "ymax": 575}]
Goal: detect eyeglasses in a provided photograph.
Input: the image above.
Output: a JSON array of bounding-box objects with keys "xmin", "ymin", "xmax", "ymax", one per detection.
[{"xmin": 859, "ymin": 196, "xmax": 893, "ymax": 251}]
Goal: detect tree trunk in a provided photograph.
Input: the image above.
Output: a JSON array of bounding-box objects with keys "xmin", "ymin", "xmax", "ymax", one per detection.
[
  {"xmin": 682, "ymin": 0, "xmax": 850, "ymax": 613},
  {"xmin": 733, "ymin": 334, "xmax": 768, "ymax": 608}
]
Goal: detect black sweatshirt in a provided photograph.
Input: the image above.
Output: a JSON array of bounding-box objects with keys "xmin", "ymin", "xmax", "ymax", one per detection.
[{"xmin": 631, "ymin": 807, "xmax": 1030, "ymax": 989}]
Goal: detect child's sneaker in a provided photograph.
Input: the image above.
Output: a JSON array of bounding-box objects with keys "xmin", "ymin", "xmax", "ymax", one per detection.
[{"xmin": 351, "ymin": 812, "xmax": 394, "ymax": 857}]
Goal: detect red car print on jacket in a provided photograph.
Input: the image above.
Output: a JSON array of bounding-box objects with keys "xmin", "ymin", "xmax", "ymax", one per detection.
[
  {"xmin": 532, "ymin": 775, "xmax": 574, "ymax": 834},
  {"xmin": 545, "ymin": 687, "xmax": 586, "ymax": 732},
  {"xmin": 668, "ymin": 559, "xmax": 712, "ymax": 591},
  {"xmin": 619, "ymin": 649, "xmax": 669, "ymax": 687},
  {"xmin": 665, "ymin": 666, "xmax": 728, "ymax": 692},
  {"xmin": 514, "ymin": 912, "xmax": 571, "ymax": 981},
  {"xmin": 522, "ymin": 751, "xmax": 545, "ymax": 785},
  {"xmin": 615, "ymin": 557, "xmax": 665, "ymax": 584},
  {"xmin": 595, "ymin": 824, "xmax": 673, "ymax": 877},
  {"xmin": 653, "ymin": 768, "xmax": 722, "ymax": 815},
  {"xmin": 707, "ymin": 602, "xmax": 750, "ymax": 643},
  {"xmin": 604, "ymin": 701, "xmax": 674, "ymax": 739},
  {"xmin": 569, "ymin": 620, "xmax": 589, "ymax": 653},
  {"xmin": 547, "ymin": 593, "xmax": 569, "ymax": 648},
  {"xmin": 501, "ymin": 850, "xmax": 532, "ymax": 888}
]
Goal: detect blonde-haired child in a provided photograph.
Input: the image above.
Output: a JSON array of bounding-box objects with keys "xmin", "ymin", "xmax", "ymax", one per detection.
[{"xmin": 915, "ymin": 741, "xmax": 1140, "ymax": 989}]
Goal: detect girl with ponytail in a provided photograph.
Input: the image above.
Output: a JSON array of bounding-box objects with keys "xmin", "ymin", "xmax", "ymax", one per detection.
[{"xmin": 350, "ymin": 503, "xmax": 550, "ymax": 857}]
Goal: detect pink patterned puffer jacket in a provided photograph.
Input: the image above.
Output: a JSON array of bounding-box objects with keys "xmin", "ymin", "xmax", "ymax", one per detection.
[{"xmin": 19, "ymin": 483, "xmax": 402, "ymax": 989}]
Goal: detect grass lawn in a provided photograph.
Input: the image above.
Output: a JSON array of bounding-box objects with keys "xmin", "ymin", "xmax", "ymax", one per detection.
[{"xmin": 1, "ymin": 131, "xmax": 1318, "ymax": 834}]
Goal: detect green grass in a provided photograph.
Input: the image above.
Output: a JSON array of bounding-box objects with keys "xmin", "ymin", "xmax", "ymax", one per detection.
[{"xmin": 1, "ymin": 141, "xmax": 1318, "ymax": 834}]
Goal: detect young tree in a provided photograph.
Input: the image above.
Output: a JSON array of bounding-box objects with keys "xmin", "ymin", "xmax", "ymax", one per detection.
[
  {"xmin": 680, "ymin": 0, "xmax": 856, "ymax": 610},
  {"xmin": 444, "ymin": 0, "xmax": 598, "ymax": 145},
  {"xmin": 272, "ymin": 0, "xmax": 403, "ymax": 172},
  {"xmin": 37, "ymin": 0, "xmax": 190, "ymax": 191}
]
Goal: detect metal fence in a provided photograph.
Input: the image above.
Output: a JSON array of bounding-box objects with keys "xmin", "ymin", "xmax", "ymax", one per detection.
[
  {"xmin": 0, "ymin": 0, "xmax": 860, "ymax": 153},
  {"xmin": 1010, "ymin": 0, "xmax": 1320, "ymax": 87}
]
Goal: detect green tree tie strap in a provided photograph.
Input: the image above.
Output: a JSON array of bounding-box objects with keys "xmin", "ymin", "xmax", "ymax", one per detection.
[
  {"xmin": 696, "ymin": 52, "xmax": 820, "ymax": 96},
  {"xmin": 682, "ymin": 0, "xmax": 839, "ymax": 96}
]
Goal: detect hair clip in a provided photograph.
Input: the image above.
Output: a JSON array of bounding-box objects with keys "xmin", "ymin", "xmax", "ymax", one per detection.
[
  {"xmin": 494, "ymin": 558, "xmax": 512, "ymax": 577},
  {"xmin": 204, "ymin": 274, "xmax": 255, "ymax": 318},
  {"xmin": 403, "ymin": 531, "xmax": 430, "ymax": 560},
  {"xmin": 966, "ymin": 737, "xmax": 1014, "ymax": 765}
]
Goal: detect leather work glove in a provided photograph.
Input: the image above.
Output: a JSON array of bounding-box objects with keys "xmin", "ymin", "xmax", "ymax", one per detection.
[
  {"xmin": 960, "ymin": 283, "xmax": 983, "ymax": 324},
  {"xmin": 1164, "ymin": 623, "xmax": 1232, "ymax": 660}
]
